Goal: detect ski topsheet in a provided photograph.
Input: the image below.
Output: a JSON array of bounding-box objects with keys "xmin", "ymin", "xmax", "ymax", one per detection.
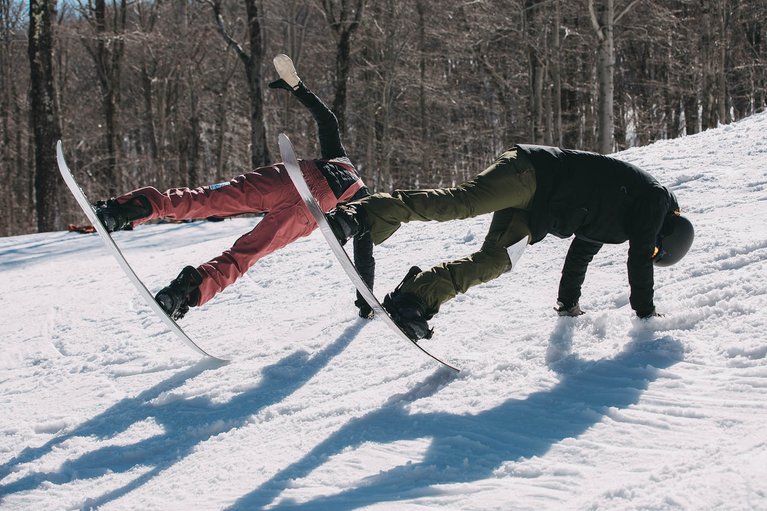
[
  {"xmin": 278, "ymin": 133, "xmax": 459, "ymax": 372},
  {"xmin": 56, "ymin": 141, "xmax": 226, "ymax": 362}
]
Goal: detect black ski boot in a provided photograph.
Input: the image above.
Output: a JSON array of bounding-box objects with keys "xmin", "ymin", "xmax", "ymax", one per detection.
[
  {"xmin": 326, "ymin": 203, "xmax": 367, "ymax": 246},
  {"xmin": 94, "ymin": 196, "xmax": 152, "ymax": 233},
  {"xmin": 383, "ymin": 266, "xmax": 434, "ymax": 341},
  {"xmin": 155, "ymin": 266, "xmax": 203, "ymax": 320}
]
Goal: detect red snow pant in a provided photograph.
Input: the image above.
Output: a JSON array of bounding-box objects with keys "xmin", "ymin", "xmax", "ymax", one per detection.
[{"xmin": 120, "ymin": 161, "xmax": 363, "ymax": 306}]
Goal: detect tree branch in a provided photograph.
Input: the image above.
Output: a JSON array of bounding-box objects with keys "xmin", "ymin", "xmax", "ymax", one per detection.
[
  {"xmin": 588, "ymin": 0, "xmax": 605, "ymax": 42},
  {"xmin": 615, "ymin": 0, "xmax": 642, "ymax": 25},
  {"xmin": 207, "ymin": 0, "xmax": 250, "ymax": 65}
]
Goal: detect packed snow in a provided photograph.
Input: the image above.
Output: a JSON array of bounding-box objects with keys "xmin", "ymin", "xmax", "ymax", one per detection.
[{"xmin": 2, "ymin": 113, "xmax": 767, "ymax": 510}]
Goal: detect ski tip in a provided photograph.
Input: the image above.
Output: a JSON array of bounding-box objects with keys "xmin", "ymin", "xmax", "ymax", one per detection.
[
  {"xmin": 56, "ymin": 140, "xmax": 70, "ymax": 172},
  {"xmin": 278, "ymin": 133, "xmax": 294, "ymax": 155}
]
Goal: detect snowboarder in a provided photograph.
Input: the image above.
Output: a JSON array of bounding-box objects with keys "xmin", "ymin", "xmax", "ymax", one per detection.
[
  {"xmin": 95, "ymin": 55, "xmax": 375, "ymax": 320},
  {"xmin": 326, "ymin": 145, "xmax": 694, "ymax": 340}
]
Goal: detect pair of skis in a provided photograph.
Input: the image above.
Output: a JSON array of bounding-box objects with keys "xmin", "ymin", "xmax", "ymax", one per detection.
[{"xmin": 58, "ymin": 136, "xmax": 459, "ymax": 371}]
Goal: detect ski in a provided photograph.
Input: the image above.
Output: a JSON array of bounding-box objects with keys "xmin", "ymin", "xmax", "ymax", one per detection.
[
  {"xmin": 56, "ymin": 141, "xmax": 226, "ymax": 362},
  {"xmin": 278, "ymin": 133, "xmax": 459, "ymax": 372}
]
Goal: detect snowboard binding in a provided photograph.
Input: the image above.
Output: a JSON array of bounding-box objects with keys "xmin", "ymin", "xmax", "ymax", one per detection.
[
  {"xmin": 383, "ymin": 266, "xmax": 434, "ymax": 342},
  {"xmin": 155, "ymin": 266, "xmax": 203, "ymax": 321},
  {"xmin": 94, "ymin": 196, "xmax": 151, "ymax": 233}
]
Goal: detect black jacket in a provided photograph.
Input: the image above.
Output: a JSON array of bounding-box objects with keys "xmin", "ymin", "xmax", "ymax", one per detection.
[
  {"xmin": 318, "ymin": 160, "xmax": 375, "ymax": 307},
  {"xmin": 516, "ymin": 144, "xmax": 678, "ymax": 316}
]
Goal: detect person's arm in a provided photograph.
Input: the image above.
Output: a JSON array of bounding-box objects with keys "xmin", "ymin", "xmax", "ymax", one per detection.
[
  {"xmin": 627, "ymin": 189, "xmax": 669, "ymax": 318},
  {"xmin": 349, "ymin": 187, "xmax": 375, "ymax": 318},
  {"xmin": 292, "ymin": 83, "xmax": 346, "ymax": 160},
  {"xmin": 269, "ymin": 55, "xmax": 346, "ymax": 159},
  {"xmin": 557, "ymin": 237, "xmax": 603, "ymax": 313}
]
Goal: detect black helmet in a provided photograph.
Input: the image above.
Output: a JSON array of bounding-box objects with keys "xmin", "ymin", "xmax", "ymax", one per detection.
[{"xmin": 653, "ymin": 213, "xmax": 694, "ymax": 267}]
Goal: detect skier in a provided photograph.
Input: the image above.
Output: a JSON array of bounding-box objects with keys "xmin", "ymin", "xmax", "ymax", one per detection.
[
  {"xmin": 95, "ymin": 55, "xmax": 375, "ymax": 320},
  {"xmin": 326, "ymin": 146, "xmax": 694, "ymax": 340}
]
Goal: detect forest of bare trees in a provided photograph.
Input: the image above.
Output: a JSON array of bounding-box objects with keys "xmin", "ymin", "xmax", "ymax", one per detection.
[{"xmin": 2, "ymin": 0, "xmax": 766, "ymax": 235}]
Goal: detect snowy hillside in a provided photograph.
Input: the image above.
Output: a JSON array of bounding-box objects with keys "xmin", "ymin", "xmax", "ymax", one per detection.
[{"xmin": 2, "ymin": 113, "xmax": 767, "ymax": 510}]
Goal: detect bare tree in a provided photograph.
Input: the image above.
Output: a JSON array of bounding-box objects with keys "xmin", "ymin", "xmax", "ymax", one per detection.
[
  {"xmin": 589, "ymin": 0, "xmax": 640, "ymax": 153},
  {"xmin": 28, "ymin": 0, "xmax": 63, "ymax": 231},
  {"xmin": 730, "ymin": 0, "xmax": 767, "ymax": 119},
  {"xmin": 699, "ymin": 0, "xmax": 730, "ymax": 130},
  {"xmin": 270, "ymin": 1, "xmax": 311, "ymax": 139},
  {"xmin": 210, "ymin": 0, "xmax": 270, "ymax": 168},
  {"xmin": 79, "ymin": 0, "xmax": 127, "ymax": 195},
  {"xmin": 524, "ymin": 0, "xmax": 548, "ymax": 144},
  {"xmin": 6, "ymin": 0, "xmax": 767, "ymax": 237},
  {"xmin": 550, "ymin": 0, "xmax": 563, "ymax": 146},
  {"xmin": 317, "ymin": 0, "xmax": 366, "ymax": 134},
  {"xmin": 1, "ymin": 0, "xmax": 28, "ymax": 235}
]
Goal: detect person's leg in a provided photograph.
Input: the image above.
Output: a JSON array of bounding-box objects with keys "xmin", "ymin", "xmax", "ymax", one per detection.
[
  {"xmin": 195, "ymin": 201, "xmax": 316, "ymax": 305},
  {"xmin": 397, "ymin": 208, "xmax": 532, "ymax": 316},
  {"xmin": 193, "ymin": 161, "xmax": 340, "ymax": 305},
  {"xmin": 119, "ymin": 165, "xmax": 293, "ymax": 228},
  {"xmin": 140, "ymin": 167, "xmax": 299, "ymax": 317},
  {"xmin": 155, "ymin": 199, "xmax": 314, "ymax": 316},
  {"xmin": 350, "ymin": 149, "xmax": 536, "ymax": 245}
]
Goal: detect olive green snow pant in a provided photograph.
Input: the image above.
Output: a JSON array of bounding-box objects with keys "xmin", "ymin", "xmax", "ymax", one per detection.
[{"xmin": 355, "ymin": 149, "xmax": 537, "ymax": 315}]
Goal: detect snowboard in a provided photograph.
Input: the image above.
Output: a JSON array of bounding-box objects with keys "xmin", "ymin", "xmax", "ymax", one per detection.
[
  {"xmin": 278, "ymin": 133, "xmax": 459, "ymax": 372},
  {"xmin": 56, "ymin": 141, "xmax": 226, "ymax": 362}
]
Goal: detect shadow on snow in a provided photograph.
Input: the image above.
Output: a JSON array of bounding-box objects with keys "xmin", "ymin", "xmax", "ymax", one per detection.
[
  {"xmin": 227, "ymin": 320, "xmax": 684, "ymax": 510},
  {"xmin": 0, "ymin": 318, "xmax": 366, "ymax": 507}
]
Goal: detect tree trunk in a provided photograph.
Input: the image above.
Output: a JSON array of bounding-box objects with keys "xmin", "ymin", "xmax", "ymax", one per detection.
[
  {"xmin": 683, "ymin": 93, "xmax": 699, "ymax": 135},
  {"xmin": 274, "ymin": 2, "xmax": 309, "ymax": 136},
  {"xmin": 186, "ymin": 72, "xmax": 200, "ymax": 185},
  {"xmin": 551, "ymin": 0, "xmax": 563, "ymax": 146},
  {"xmin": 28, "ymin": 0, "xmax": 62, "ymax": 232},
  {"xmin": 243, "ymin": 0, "xmax": 268, "ymax": 168},
  {"xmin": 89, "ymin": 0, "xmax": 126, "ymax": 195},
  {"xmin": 700, "ymin": 0, "xmax": 723, "ymax": 130},
  {"xmin": 140, "ymin": 66, "xmax": 158, "ymax": 160},
  {"xmin": 716, "ymin": 0, "xmax": 728, "ymax": 123},
  {"xmin": 214, "ymin": 58, "xmax": 237, "ymax": 183},
  {"xmin": 524, "ymin": 0, "xmax": 546, "ymax": 144},
  {"xmin": 211, "ymin": 0, "xmax": 270, "ymax": 169},
  {"xmin": 320, "ymin": 0, "xmax": 366, "ymax": 135},
  {"xmin": 590, "ymin": 0, "xmax": 615, "ymax": 153},
  {"xmin": 416, "ymin": 0, "xmax": 427, "ymax": 187},
  {"xmin": 1, "ymin": 0, "xmax": 19, "ymax": 234}
]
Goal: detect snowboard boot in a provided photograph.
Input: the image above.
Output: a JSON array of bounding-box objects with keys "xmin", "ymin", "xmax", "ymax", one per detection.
[
  {"xmin": 94, "ymin": 196, "xmax": 152, "ymax": 233},
  {"xmin": 326, "ymin": 203, "xmax": 367, "ymax": 246},
  {"xmin": 155, "ymin": 266, "xmax": 203, "ymax": 320},
  {"xmin": 382, "ymin": 266, "xmax": 434, "ymax": 341}
]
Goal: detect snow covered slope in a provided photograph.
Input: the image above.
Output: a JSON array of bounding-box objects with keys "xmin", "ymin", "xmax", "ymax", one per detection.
[{"xmin": 1, "ymin": 113, "xmax": 766, "ymax": 510}]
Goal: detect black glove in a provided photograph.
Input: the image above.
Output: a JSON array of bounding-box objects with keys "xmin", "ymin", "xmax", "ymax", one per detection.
[
  {"xmin": 554, "ymin": 301, "xmax": 584, "ymax": 317},
  {"xmin": 355, "ymin": 296, "xmax": 374, "ymax": 319},
  {"xmin": 637, "ymin": 307, "xmax": 663, "ymax": 319}
]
